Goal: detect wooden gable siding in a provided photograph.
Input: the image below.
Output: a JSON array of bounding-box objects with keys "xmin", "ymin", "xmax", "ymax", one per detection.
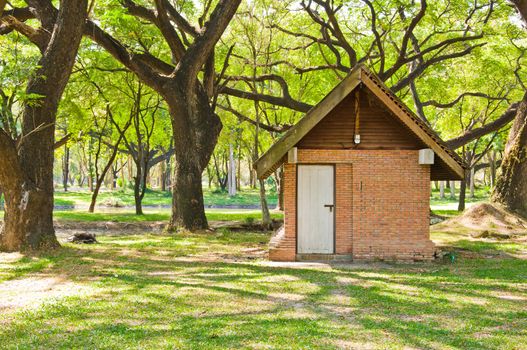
[{"xmin": 297, "ymin": 88, "xmax": 426, "ymax": 150}]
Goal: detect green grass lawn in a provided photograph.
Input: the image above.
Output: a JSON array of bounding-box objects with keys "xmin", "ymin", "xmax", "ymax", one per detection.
[
  {"xmin": 52, "ymin": 210, "xmax": 283, "ymax": 223},
  {"xmin": 53, "ymin": 185, "xmax": 488, "ymax": 209},
  {"xmin": 45, "ymin": 185, "xmax": 488, "ymax": 223},
  {"xmin": 54, "ymin": 188, "xmax": 278, "ymax": 208},
  {"xmin": 430, "ymin": 185, "xmax": 490, "ymax": 212},
  {"xmin": 1, "ymin": 228, "xmax": 526, "ymax": 349}
]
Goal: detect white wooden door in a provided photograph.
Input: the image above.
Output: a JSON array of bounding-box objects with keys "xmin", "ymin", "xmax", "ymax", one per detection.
[{"xmin": 297, "ymin": 165, "xmax": 335, "ymax": 254}]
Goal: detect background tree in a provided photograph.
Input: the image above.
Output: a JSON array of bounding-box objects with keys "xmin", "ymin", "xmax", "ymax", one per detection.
[{"xmin": 85, "ymin": 0, "xmax": 242, "ymax": 230}]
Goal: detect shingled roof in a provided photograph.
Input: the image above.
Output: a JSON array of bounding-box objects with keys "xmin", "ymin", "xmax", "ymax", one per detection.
[{"xmin": 254, "ymin": 64, "xmax": 465, "ymax": 180}]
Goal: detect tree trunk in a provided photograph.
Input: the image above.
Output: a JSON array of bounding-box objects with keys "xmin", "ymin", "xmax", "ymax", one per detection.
[
  {"xmin": 278, "ymin": 167, "xmax": 284, "ymax": 211},
  {"xmin": 110, "ymin": 165, "xmax": 117, "ymax": 190},
  {"xmin": 469, "ymin": 167, "xmax": 475, "ymax": 198},
  {"xmin": 89, "ymin": 139, "xmax": 123, "ymax": 213},
  {"xmin": 159, "ymin": 162, "xmax": 166, "ymax": 191},
  {"xmin": 166, "ymin": 84, "xmax": 222, "ymax": 231},
  {"xmin": 206, "ymin": 165, "xmax": 213, "ymax": 189},
  {"xmin": 259, "ymin": 179, "xmax": 272, "ymax": 230},
  {"xmin": 489, "ymin": 150, "xmax": 497, "ymax": 189},
  {"xmin": 458, "ymin": 172, "xmax": 468, "ymax": 212},
  {"xmin": 133, "ymin": 161, "xmax": 144, "ymax": 215},
  {"xmin": 134, "ymin": 178, "xmax": 143, "ymax": 215},
  {"xmin": 237, "ymin": 142, "xmax": 242, "ymax": 190},
  {"xmin": 86, "ymin": 0, "xmax": 240, "ymax": 230},
  {"xmin": 120, "ymin": 159, "xmax": 126, "ymax": 189},
  {"xmin": 0, "ymin": 0, "xmax": 87, "ymax": 251},
  {"xmin": 130, "ymin": 142, "xmax": 150, "ymax": 216},
  {"xmin": 62, "ymin": 145, "xmax": 70, "ymax": 191},
  {"xmin": 249, "ymin": 158, "xmax": 255, "ymax": 189},
  {"xmin": 88, "ymin": 157, "xmax": 94, "ymax": 192},
  {"xmin": 165, "ymin": 157, "xmax": 171, "ymax": 191},
  {"xmin": 449, "ymin": 181, "xmax": 456, "ymax": 199},
  {"xmin": 439, "ymin": 181, "xmax": 445, "ymax": 199},
  {"xmin": 492, "ymin": 94, "xmax": 527, "ymax": 214},
  {"xmin": 228, "ymin": 142, "xmax": 236, "ymax": 197}
]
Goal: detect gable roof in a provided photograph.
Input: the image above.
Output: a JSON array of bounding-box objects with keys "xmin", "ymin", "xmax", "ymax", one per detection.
[{"xmin": 254, "ymin": 64, "xmax": 465, "ymax": 180}]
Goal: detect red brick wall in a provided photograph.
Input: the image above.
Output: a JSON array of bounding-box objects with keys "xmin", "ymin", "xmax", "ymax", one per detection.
[
  {"xmin": 269, "ymin": 163, "xmax": 296, "ymax": 261},
  {"xmin": 335, "ymin": 164, "xmax": 353, "ymax": 254},
  {"xmin": 269, "ymin": 149, "xmax": 435, "ymax": 261}
]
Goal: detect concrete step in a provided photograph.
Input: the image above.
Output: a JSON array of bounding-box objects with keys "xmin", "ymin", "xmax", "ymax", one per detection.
[{"xmin": 296, "ymin": 254, "xmax": 352, "ymax": 262}]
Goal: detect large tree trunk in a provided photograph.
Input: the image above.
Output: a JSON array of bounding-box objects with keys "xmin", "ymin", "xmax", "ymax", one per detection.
[
  {"xmin": 0, "ymin": 0, "xmax": 87, "ymax": 251},
  {"xmin": 166, "ymin": 85, "xmax": 222, "ymax": 231},
  {"xmin": 85, "ymin": 0, "xmax": 240, "ymax": 230},
  {"xmin": 0, "ymin": 132, "xmax": 54, "ymax": 250},
  {"xmin": 492, "ymin": 94, "xmax": 527, "ymax": 214}
]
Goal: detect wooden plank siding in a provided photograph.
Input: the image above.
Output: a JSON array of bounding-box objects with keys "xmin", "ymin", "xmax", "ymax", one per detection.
[
  {"xmin": 297, "ymin": 89, "xmax": 424, "ymax": 150},
  {"xmin": 254, "ymin": 65, "xmax": 464, "ymax": 181},
  {"xmin": 296, "ymin": 87, "xmax": 458, "ymax": 180}
]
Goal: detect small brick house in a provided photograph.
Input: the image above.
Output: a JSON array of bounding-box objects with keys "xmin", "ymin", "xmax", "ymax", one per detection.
[{"xmin": 254, "ymin": 65, "xmax": 464, "ymax": 262}]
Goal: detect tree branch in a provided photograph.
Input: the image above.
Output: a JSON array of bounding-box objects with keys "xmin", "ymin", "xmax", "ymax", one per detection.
[
  {"xmin": 446, "ymin": 102, "xmax": 519, "ymax": 149},
  {"xmin": 84, "ymin": 20, "xmax": 169, "ymax": 89},
  {"xmin": 390, "ymin": 42, "xmax": 486, "ymax": 92},
  {"xmin": 176, "ymin": 0, "xmax": 241, "ymax": 86},
  {"xmin": 218, "ymin": 104, "xmax": 291, "ymax": 133},
  {"xmin": 220, "ymin": 86, "xmax": 312, "ymax": 113},
  {"xmin": 423, "ymin": 92, "xmax": 508, "ymax": 109},
  {"xmin": 0, "ymin": 15, "xmax": 50, "ymax": 52}
]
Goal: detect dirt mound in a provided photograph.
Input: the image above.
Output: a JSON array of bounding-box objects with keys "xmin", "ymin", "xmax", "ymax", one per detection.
[{"xmin": 436, "ymin": 202, "xmax": 527, "ymax": 237}]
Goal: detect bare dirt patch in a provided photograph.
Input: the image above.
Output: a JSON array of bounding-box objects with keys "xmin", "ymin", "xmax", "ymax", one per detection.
[
  {"xmin": 53, "ymin": 220, "xmax": 277, "ymax": 241},
  {"xmin": 0, "ymin": 276, "xmax": 94, "ymax": 323},
  {"xmin": 435, "ymin": 202, "xmax": 527, "ymax": 237}
]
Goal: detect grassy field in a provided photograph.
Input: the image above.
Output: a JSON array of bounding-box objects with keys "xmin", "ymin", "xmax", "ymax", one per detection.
[
  {"xmin": 1, "ymin": 186, "xmax": 485, "ymax": 223},
  {"xmin": 1, "ymin": 226, "xmax": 526, "ymax": 349},
  {"xmin": 52, "ymin": 210, "xmax": 283, "ymax": 223},
  {"xmin": 53, "ymin": 188, "xmax": 278, "ymax": 208},
  {"xmin": 52, "ymin": 185, "xmax": 488, "ymax": 209},
  {"xmin": 37, "ymin": 185, "xmax": 487, "ymax": 223}
]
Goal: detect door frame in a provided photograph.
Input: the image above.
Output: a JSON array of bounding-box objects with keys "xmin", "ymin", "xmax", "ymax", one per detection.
[{"xmin": 295, "ymin": 163, "xmax": 336, "ymax": 255}]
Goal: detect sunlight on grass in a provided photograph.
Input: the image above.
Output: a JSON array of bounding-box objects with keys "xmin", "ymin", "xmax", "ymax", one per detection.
[
  {"xmin": 52, "ymin": 209, "xmax": 283, "ymax": 222},
  {"xmin": 0, "ymin": 229, "xmax": 526, "ymax": 349},
  {"xmin": 53, "ymin": 188, "xmax": 278, "ymax": 208}
]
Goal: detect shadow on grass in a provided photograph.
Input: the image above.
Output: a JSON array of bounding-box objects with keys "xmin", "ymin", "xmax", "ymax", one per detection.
[{"xmin": 1, "ymin": 233, "xmax": 526, "ymax": 349}]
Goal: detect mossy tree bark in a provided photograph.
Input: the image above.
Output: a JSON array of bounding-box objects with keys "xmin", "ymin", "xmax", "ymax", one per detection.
[
  {"xmin": 0, "ymin": 0, "xmax": 87, "ymax": 251},
  {"xmin": 492, "ymin": 94, "xmax": 527, "ymax": 214}
]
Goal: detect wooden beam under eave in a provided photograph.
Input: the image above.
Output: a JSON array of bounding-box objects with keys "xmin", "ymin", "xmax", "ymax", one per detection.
[
  {"xmin": 255, "ymin": 67, "xmax": 363, "ymax": 179},
  {"xmin": 361, "ymin": 74, "xmax": 465, "ymax": 180}
]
